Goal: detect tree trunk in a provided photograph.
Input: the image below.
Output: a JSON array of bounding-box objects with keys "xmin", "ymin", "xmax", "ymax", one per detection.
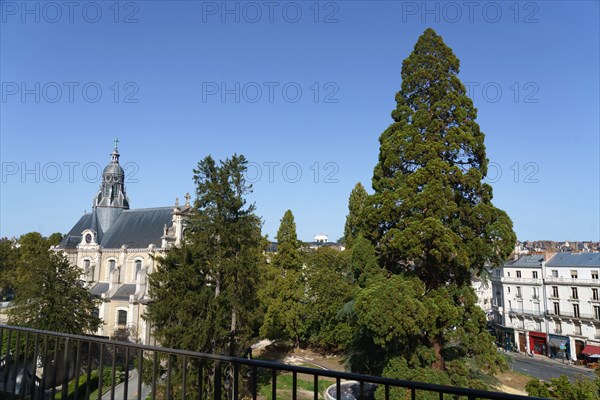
[{"xmin": 431, "ymin": 337, "xmax": 445, "ymax": 371}]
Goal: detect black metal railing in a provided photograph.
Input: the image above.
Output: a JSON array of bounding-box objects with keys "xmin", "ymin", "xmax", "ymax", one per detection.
[{"xmin": 0, "ymin": 324, "xmax": 545, "ymax": 400}]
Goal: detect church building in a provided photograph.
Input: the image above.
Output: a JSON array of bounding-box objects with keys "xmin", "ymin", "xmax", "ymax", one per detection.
[{"xmin": 56, "ymin": 141, "xmax": 190, "ymax": 344}]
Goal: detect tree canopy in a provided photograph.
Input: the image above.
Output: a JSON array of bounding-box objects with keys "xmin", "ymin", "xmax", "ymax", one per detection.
[
  {"xmin": 346, "ymin": 28, "xmax": 514, "ymax": 388},
  {"xmin": 7, "ymin": 232, "xmax": 101, "ymax": 335},
  {"xmin": 146, "ymin": 154, "xmax": 266, "ymax": 357}
]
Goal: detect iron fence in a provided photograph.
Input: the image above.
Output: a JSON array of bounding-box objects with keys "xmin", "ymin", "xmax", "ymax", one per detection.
[{"xmin": 0, "ymin": 324, "xmax": 545, "ymax": 400}]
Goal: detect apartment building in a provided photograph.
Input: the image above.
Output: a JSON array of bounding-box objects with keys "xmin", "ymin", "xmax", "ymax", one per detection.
[
  {"xmin": 491, "ymin": 255, "xmax": 546, "ymax": 354},
  {"xmin": 491, "ymin": 252, "xmax": 600, "ymax": 360}
]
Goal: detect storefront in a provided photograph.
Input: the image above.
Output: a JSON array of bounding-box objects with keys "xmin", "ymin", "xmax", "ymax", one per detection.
[
  {"xmin": 529, "ymin": 331, "xmax": 547, "ymax": 355},
  {"xmin": 499, "ymin": 327, "xmax": 516, "ymax": 351},
  {"xmin": 548, "ymin": 334, "xmax": 570, "ymax": 360}
]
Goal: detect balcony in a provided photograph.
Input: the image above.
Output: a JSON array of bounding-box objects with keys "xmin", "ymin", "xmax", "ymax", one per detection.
[
  {"xmin": 545, "ymin": 311, "xmax": 600, "ymax": 321},
  {"xmin": 507, "ymin": 308, "xmax": 545, "ymax": 317},
  {"xmin": 491, "ymin": 276, "xmax": 543, "ymax": 285},
  {"xmin": 0, "ymin": 324, "xmax": 537, "ymax": 400},
  {"xmin": 544, "ymin": 277, "xmax": 600, "ymax": 286}
]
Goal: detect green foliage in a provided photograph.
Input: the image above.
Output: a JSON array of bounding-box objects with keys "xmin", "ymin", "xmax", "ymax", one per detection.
[
  {"xmin": 525, "ymin": 378, "xmax": 551, "ymax": 398},
  {"xmin": 343, "ymin": 182, "xmax": 368, "ymax": 248},
  {"xmin": 344, "ymin": 28, "xmax": 514, "ymax": 385},
  {"xmin": 526, "ymin": 374, "xmax": 600, "ymax": 400},
  {"xmin": 54, "ymin": 370, "xmax": 100, "ymax": 400},
  {"xmin": 364, "ymin": 28, "xmax": 516, "ymax": 288},
  {"xmin": 350, "ymin": 235, "xmax": 384, "ymax": 288},
  {"xmin": 8, "ymin": 233, "xmax": 101, "ymax": 334},
  {"xmin": 0, "ymin": 239, "xmax": 18, "ymax": 299},
  {"xmin": 147, "ymin": 154, "xmax": 266, "ymax": 357},
  {"xmin": 260, "ymin": 210, "xmax": 307, "ymax": 345},
  {"xmin": 304, "ymin": 247, "xmax": 355, "ymax": 351}
]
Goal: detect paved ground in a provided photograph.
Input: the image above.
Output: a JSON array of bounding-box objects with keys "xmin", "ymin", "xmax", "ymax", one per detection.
[
  {"xmin": 508, "ymin": 352, "xmax": 597, "ymax": 382},
  {"xmin": 99, "ymin": 370, "xmax": 150, "ymax": 400}
]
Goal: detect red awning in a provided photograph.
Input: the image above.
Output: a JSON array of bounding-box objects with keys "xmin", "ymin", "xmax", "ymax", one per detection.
[{"xmin": 581, "ymin": 344, "xmax": 600, "ymax": 355}]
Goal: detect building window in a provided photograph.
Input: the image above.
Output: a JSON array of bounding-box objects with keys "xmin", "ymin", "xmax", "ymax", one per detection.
[
  {"xmin": 507, "ymin": 287, "xmax": 511, "ymax": 293},
  {"xmin": 507, "ymin": 271, "xmax": 511, "ymax": 277},
  {"xmin": 516, "ymin": 286, "xmax": 522, "ymax": 297},
  {"xmin": 83, "ymin": 259, "xmax": 90, "ymax": 272},
  {"xmin": 571, "ymin": 287, "xmax": 578, "ymax": 299},
  {"xmin": 108, "ymin": 259, "xmax": 116, "ymax": 280},
  {"xmin": 554, "ymin": 302, "xmax": 560, "ymax": 316},
  {"xmin": 532, "ymin": 287, "xmax": 539, "ymax": 299},
  {"xmin": 574, "ymin": 323, "xmax": 582, "ymax": 335},
  {"xmin": 532, "ymin": 271, "xmax": 538, "ymax": 279},
  {"xmin": 552, "ymin": 270, "xmax": 558, "ymax": 278},
  {"xmin": 573, "ymin": 304, "xmax": 580, "ymax": 318},
  {"xmin": 593, "ymin": 288, "xmax": 599, "ymax": 301},
  {"xmin": 595, "ymin": 306, "xmax": 600, "ymax": 320},
  {"xmin": 555, "ymin": 321, "xmax": 562, "ymax": 334},
  {"xmin": 593, "ymin": 271, "xmax": 599, "ymax": 280},
  {"xmin": 552, "ymin": 286, "xmax": 559, "ymax": 298},
  {"xmin": 117, "ymin": 310, "xmax": 127, "ymax": 326},
  {"xmin": 134, "ymin": 259, "xmax": 142, "ymax": 280},
  {"xmin": 516, "ymin": 270, "xmax": 521, "ymax": 278},
  {"xmin": 571, "ymin": 270, "xmax": 578, "ymax": 279}
]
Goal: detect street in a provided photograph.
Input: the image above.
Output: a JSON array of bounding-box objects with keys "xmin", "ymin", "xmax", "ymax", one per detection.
[{"xmin": 509, "ymin": 352, "xmax": 597, "ymax": 382}]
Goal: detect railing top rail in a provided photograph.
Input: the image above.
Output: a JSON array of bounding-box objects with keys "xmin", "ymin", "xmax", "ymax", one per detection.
[{"xmin": 0, "ymin": 324, "xmax": 544, "ymax": 400}]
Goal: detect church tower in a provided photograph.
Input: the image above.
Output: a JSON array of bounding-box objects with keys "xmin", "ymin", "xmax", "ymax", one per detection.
[{"xmin": 93, "ymin": 139, "xmax": 130, "ymax": 238}]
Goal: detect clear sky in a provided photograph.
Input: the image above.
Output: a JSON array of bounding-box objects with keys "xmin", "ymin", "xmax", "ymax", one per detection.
[{"xmin": 1, "ymin": 1, "xmax": 599, "ymax": 242}]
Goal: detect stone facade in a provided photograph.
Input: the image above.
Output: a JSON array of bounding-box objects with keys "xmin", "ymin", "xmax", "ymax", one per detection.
[{"xmin": 56, "ymin": 142, "xmax": 190, "ymax": 344}]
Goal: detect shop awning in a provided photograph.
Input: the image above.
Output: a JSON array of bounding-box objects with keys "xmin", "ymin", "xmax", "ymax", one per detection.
[{"xmin": 581, "ymin": 344, "xmax": 600, "ymax": 356}]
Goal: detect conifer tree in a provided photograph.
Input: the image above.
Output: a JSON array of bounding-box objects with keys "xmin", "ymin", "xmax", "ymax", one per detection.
[
  {"xmin": 365, "ymin": 28, "xmax": 515, "ymax": 288},
  {"xmin": 352, "ymin": 28, "xmax": 515, "ymax": 386},
  {"xmin": 259, "ymin": 210, "xmax": 307, "ymax": 347},
  {"xmin": 147, "ymin": 154, "xmax": 266, "ymax": 357},
  {"xmin": 343, "ymin": 183, "xmax": 368, "ymax": 248}
]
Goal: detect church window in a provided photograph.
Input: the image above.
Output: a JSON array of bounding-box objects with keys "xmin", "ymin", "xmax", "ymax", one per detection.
[
  {"xmin": 108, "ymin": 259, "xmax": 116, "ymax": 280},
  {"xmin": 117, "ymin": 310, "xmax": 127, "ymax": 326},
  {"xmin": 135, "ymin": 259, "xmax": 142, "ymax": 280}
]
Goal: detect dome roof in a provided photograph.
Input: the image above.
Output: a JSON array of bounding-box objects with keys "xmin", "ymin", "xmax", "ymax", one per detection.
[{"xmin": 103, "ymin": 162, "xmax": 124, "ymax": 176}]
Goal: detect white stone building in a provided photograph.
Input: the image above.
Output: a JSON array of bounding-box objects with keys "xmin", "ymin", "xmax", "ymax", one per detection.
[
  {"xmin": 491, "ymin": 252, "xmax": 600, "ymax": 360},
  {"xmin": 56, "ymin": 142, "xmax": 190, "ymax": 344}
]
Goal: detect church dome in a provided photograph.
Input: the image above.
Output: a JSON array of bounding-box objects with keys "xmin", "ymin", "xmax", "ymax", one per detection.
[
  {"xmin": 103, "ymin": 148, "xmax": 125, "ymax": 176},
  {"xmin": 103, "ymin": 162, "xmax": 124, "ymax": 176}
]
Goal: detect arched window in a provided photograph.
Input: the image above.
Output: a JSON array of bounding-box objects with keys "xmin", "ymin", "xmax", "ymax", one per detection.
[
  {"xmin": 108, "ymin": 259, "xmax": 116, "ymax": 280},
  {"xmin": 117, "ymin": 310, "xmax": 127, "ymax": 326},
  {"xmin": 134, "ymin": 259, "xmax": 142, "ymax": 280}
]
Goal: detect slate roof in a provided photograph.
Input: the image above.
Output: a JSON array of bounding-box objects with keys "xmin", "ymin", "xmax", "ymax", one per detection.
[
  {"xmin": 546, "ymin": 253, "xmax": 600, "ymax": 268},
  {"xmin": 101, "ymin": 207, "xmax": 173, "ymax": 248},
  {"xmin": 504, "ymin": 255, "xmax": 545, "ymax": 268},
  {"xmin": 112, "ymin": 284, "xmax": 136, "ymax": 300},
  {"xmin": 59, "ymin": 207, "xmax": 173, "ymax": 249},
  {"xmin": 59, "ymin": 213, "xmax": 94, "ymax": 248},
  {"xmin": 90, "ymin": 282, "xmax": 109, "ymax": 296}
]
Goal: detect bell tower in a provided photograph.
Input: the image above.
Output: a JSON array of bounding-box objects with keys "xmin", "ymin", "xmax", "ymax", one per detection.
[{"xmin": 93, "ymin": 139, "xmax": 130, "ymax": 238}]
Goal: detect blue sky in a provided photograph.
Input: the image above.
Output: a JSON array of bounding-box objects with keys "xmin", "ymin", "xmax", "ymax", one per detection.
[{"xmin": 1, "ymin": 1, "xmax": 598, "ymax": 242}]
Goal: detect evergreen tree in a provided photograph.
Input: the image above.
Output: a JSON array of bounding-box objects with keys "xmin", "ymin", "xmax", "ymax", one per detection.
[
  {"xmin": 259, "ymin": 210, "xmax": 307, "ymax": 347},
  {"xmin": 304, "ymin": 247, "xmax": 354, "ymax": 351},
  {"xmin": 8, "ymin": 234, "xmax": 101, "ymax": 334},
  {"xmin": 343, "ymin": 183, "xmax": 368, "ymax": 248},
  {"xmin": 351, "ymin": 28, "xmax": 515, "ymax": 386},
  {"xmin": 146, "ymin": 154, "xmax": 266, "ymax": 357},
  {"xmin": 365, "ymin": 28, "xmax": 515, "ymax": 288}
]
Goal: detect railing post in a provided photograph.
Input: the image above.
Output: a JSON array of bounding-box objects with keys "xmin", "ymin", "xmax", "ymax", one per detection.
[
  {"xmin": 61, "ymin": 337, "xmax": 71, "ymax": 400},
  {"xmin": 214, "ymin": 360, "xmax": 222, "ymax": 400}
]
